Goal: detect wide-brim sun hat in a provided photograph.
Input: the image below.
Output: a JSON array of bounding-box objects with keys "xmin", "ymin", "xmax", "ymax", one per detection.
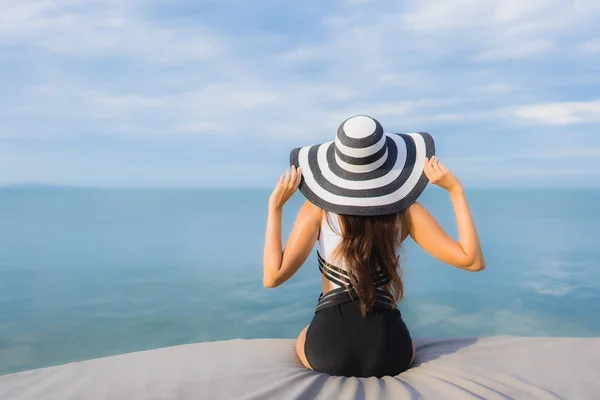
[{"xmin": 289, "ymin": 115, "xmax": 435, "ymax": 216}]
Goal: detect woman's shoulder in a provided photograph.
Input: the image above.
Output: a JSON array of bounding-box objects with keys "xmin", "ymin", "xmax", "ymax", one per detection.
[
  {"xmin": 400, "ymin": 202, "xmax": 426, "ymax": 239},
  {"xmin": 298, "ymin": 200, "xmax": 323, "ymax": 224},
  {"xmin": 402, "ymin": 202, "xmax": 425, "ymax": 222}
]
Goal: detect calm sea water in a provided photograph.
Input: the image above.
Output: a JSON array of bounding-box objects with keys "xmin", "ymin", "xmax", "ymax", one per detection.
[{"xmin": 0, "ymin": 188, "xmax": 599, "ymax": 375}]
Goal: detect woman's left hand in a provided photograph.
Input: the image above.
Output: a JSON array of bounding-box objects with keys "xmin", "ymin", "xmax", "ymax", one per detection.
[{"xmin": 269, "ymin": 166, "xmax": 302, "ymax": 210}]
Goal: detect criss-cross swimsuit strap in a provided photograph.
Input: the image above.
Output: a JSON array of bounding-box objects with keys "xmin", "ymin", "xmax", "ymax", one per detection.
[{"xmin": 315, "ymin": 251, "xmax": 397, "ymax": 313}]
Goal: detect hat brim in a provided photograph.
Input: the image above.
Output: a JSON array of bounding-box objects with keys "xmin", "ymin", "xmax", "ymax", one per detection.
[{"xmin": 289, "ymin": 132, "xmax": 435, "ymax": 216}]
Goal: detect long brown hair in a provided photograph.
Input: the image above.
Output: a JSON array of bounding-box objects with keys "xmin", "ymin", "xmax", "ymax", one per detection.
[{"xmin": 328, "ymin": 211, "xmax": 404, "ymax": 317}]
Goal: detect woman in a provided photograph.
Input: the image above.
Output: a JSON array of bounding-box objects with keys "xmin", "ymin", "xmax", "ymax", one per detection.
[{"xmin": 263, "ymin": 115, "xmax": 484, "ymax": 378}]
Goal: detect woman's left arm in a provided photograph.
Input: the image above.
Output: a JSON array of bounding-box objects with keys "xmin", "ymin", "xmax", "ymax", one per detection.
[{"xmin": 263, "ymin": 167, "xmax": 321, "ymax": 288}]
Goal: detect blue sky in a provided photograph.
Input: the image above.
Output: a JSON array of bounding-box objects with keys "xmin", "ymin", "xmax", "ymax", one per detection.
[{"xmin": 1, "ymin": 0, "xmax": 599, "ymax": 188}]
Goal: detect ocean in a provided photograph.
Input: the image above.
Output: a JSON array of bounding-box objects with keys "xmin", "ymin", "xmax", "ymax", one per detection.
[{"xmin": 0, "ymin": 188, "xmax": 599, "ymax": 375}]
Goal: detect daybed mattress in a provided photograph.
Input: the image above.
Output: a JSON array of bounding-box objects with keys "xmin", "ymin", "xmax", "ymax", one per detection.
[{"xmin": 1, "ymin": 336, "xmax": 598, "ymax": 399}]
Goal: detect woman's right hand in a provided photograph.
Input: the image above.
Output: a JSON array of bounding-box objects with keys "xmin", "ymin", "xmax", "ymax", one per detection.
[
  {"xmin": 269, "ymin": 165, "xmax": 302, "ymax": 210},
  {"xmin": 424, "ymin": 156, "xmax": 462, "ymax": 193}
]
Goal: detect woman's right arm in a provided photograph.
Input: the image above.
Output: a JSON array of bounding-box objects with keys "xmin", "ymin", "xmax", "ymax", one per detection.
[{"xmin": 404, "ymin": 156, "xmax": 485, "ymax": 272}]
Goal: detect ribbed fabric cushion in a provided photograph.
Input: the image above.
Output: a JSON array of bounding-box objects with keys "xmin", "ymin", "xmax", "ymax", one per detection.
[{"xmin": 1, "ymin": 336, "xmax": 598, "ymax": 399}]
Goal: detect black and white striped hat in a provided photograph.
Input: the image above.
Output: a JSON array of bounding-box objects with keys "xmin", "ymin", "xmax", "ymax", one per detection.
[{"xmin": 289, "ymin": 115, "xmax": 435, "ymax": 216}]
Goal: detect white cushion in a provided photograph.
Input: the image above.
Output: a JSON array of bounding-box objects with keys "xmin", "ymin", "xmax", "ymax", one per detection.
[{"xmin": 1, "ymin": 336, "xmax": 598, "ymax": 399}]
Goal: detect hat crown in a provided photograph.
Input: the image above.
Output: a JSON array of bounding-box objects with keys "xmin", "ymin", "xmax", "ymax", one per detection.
[{"xmin": 335, "ymin": 115, "xmax": 388, "ymax": 173}]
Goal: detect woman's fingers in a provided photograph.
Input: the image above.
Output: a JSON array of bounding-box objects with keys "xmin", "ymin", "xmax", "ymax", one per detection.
[
  {"xmin": 424, "ymin": 156, "xmax": 443, "ymax": 183},
  {"xmin": 289, "ymin": 166, "xmax": 297, "ymax": 188},
  {"xmin": 294, "ymin": 167, "xmax": 303, "ymax": 188},
  {"xmin": 270, "ymin": 167, "xmax": 302, "ymax": 209},
  {"xmin": 425, "ymin": 157, "xmax": 436, "ymax": 179},
  {"xmin": 287, "ymin": 167, "xmax": 293, "ymax": 188},
  {"xmin": 424, "ymin": 157, "xmax": 431, "ymax": 170},
  {"xmin": 423, "ymin": 158, "xmax": 432, "ymax": 178},
  {"xmin": 438, "ymin": 161, "xmax": 449, "ymax": 175},
  {"xmin": 423, "ymin": 156, "xmax": 460, "ymax": 191},
  {"xmin": 430, "ymin": 156, "xmax": 441, "ymax": 175},
  {"xmin": 279, "ymin": 166, "xmax": 302, "ymax": 191}
]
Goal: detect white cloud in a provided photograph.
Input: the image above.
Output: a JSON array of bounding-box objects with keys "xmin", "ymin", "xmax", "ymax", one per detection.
[
  {"xmin": 0, "ymin": 0, "xmax": 225, "ymax": 62},
  {"xmin": 229, "ymin": 90, "xmax": 280, "ymax": 109},
  {"xmin": 1, "ymin": 0, "xmax": 600, "ymax": 141},
  {"xmin": 513, "ymin": 100, "xmax": 600, "ymax": 125},
  {"xmin": 173, "ymin": 122, "xmax": 224, "ymax": 134},
  {"xmin": 361, "ymin": 99, "xmax": 462, "ymax": 118},
  {"xmin": 579, "ymin": 38, "xmax": 600, "ymax": 54},
  {"xmin": 402, "ymin": 0, "xmax": 599, "ymax": 34},
  {"xmin": 429, "ymin": 109, "xmax": 506, "ymax": 123},
  {"xmin": 95, "ymin": 95, "xmax": 167, "ymax": 109},
  {"xmin": 473, "ymin": 39, "xmax": 553, "ymax": 62},
  {"xmin": 400, "ymin": 0, "xmax": 600, "ymax": 66},
  {"xmin": 0, "ymin": 0, "xmax": 599, "ymax": 186},
  {"xmin": 467, "ymin": 83, "xmax": 515, "ymax": 95}
]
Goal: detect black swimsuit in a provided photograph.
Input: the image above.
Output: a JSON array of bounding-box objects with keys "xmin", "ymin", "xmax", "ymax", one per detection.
[{"xmin": 304, "ymin": 252, "xmax": 414, "ymax": 378}]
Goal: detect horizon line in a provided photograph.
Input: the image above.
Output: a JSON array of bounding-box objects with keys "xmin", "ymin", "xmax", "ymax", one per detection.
[{"xmin": 1, "ymin": 183, "xmax": 599, "ymax": 191}]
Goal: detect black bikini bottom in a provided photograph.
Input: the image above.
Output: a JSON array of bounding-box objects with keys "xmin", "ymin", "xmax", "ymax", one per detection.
[{"xmin": 304, "ymin": 293, "xmax": 413, "ymax": 378}]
